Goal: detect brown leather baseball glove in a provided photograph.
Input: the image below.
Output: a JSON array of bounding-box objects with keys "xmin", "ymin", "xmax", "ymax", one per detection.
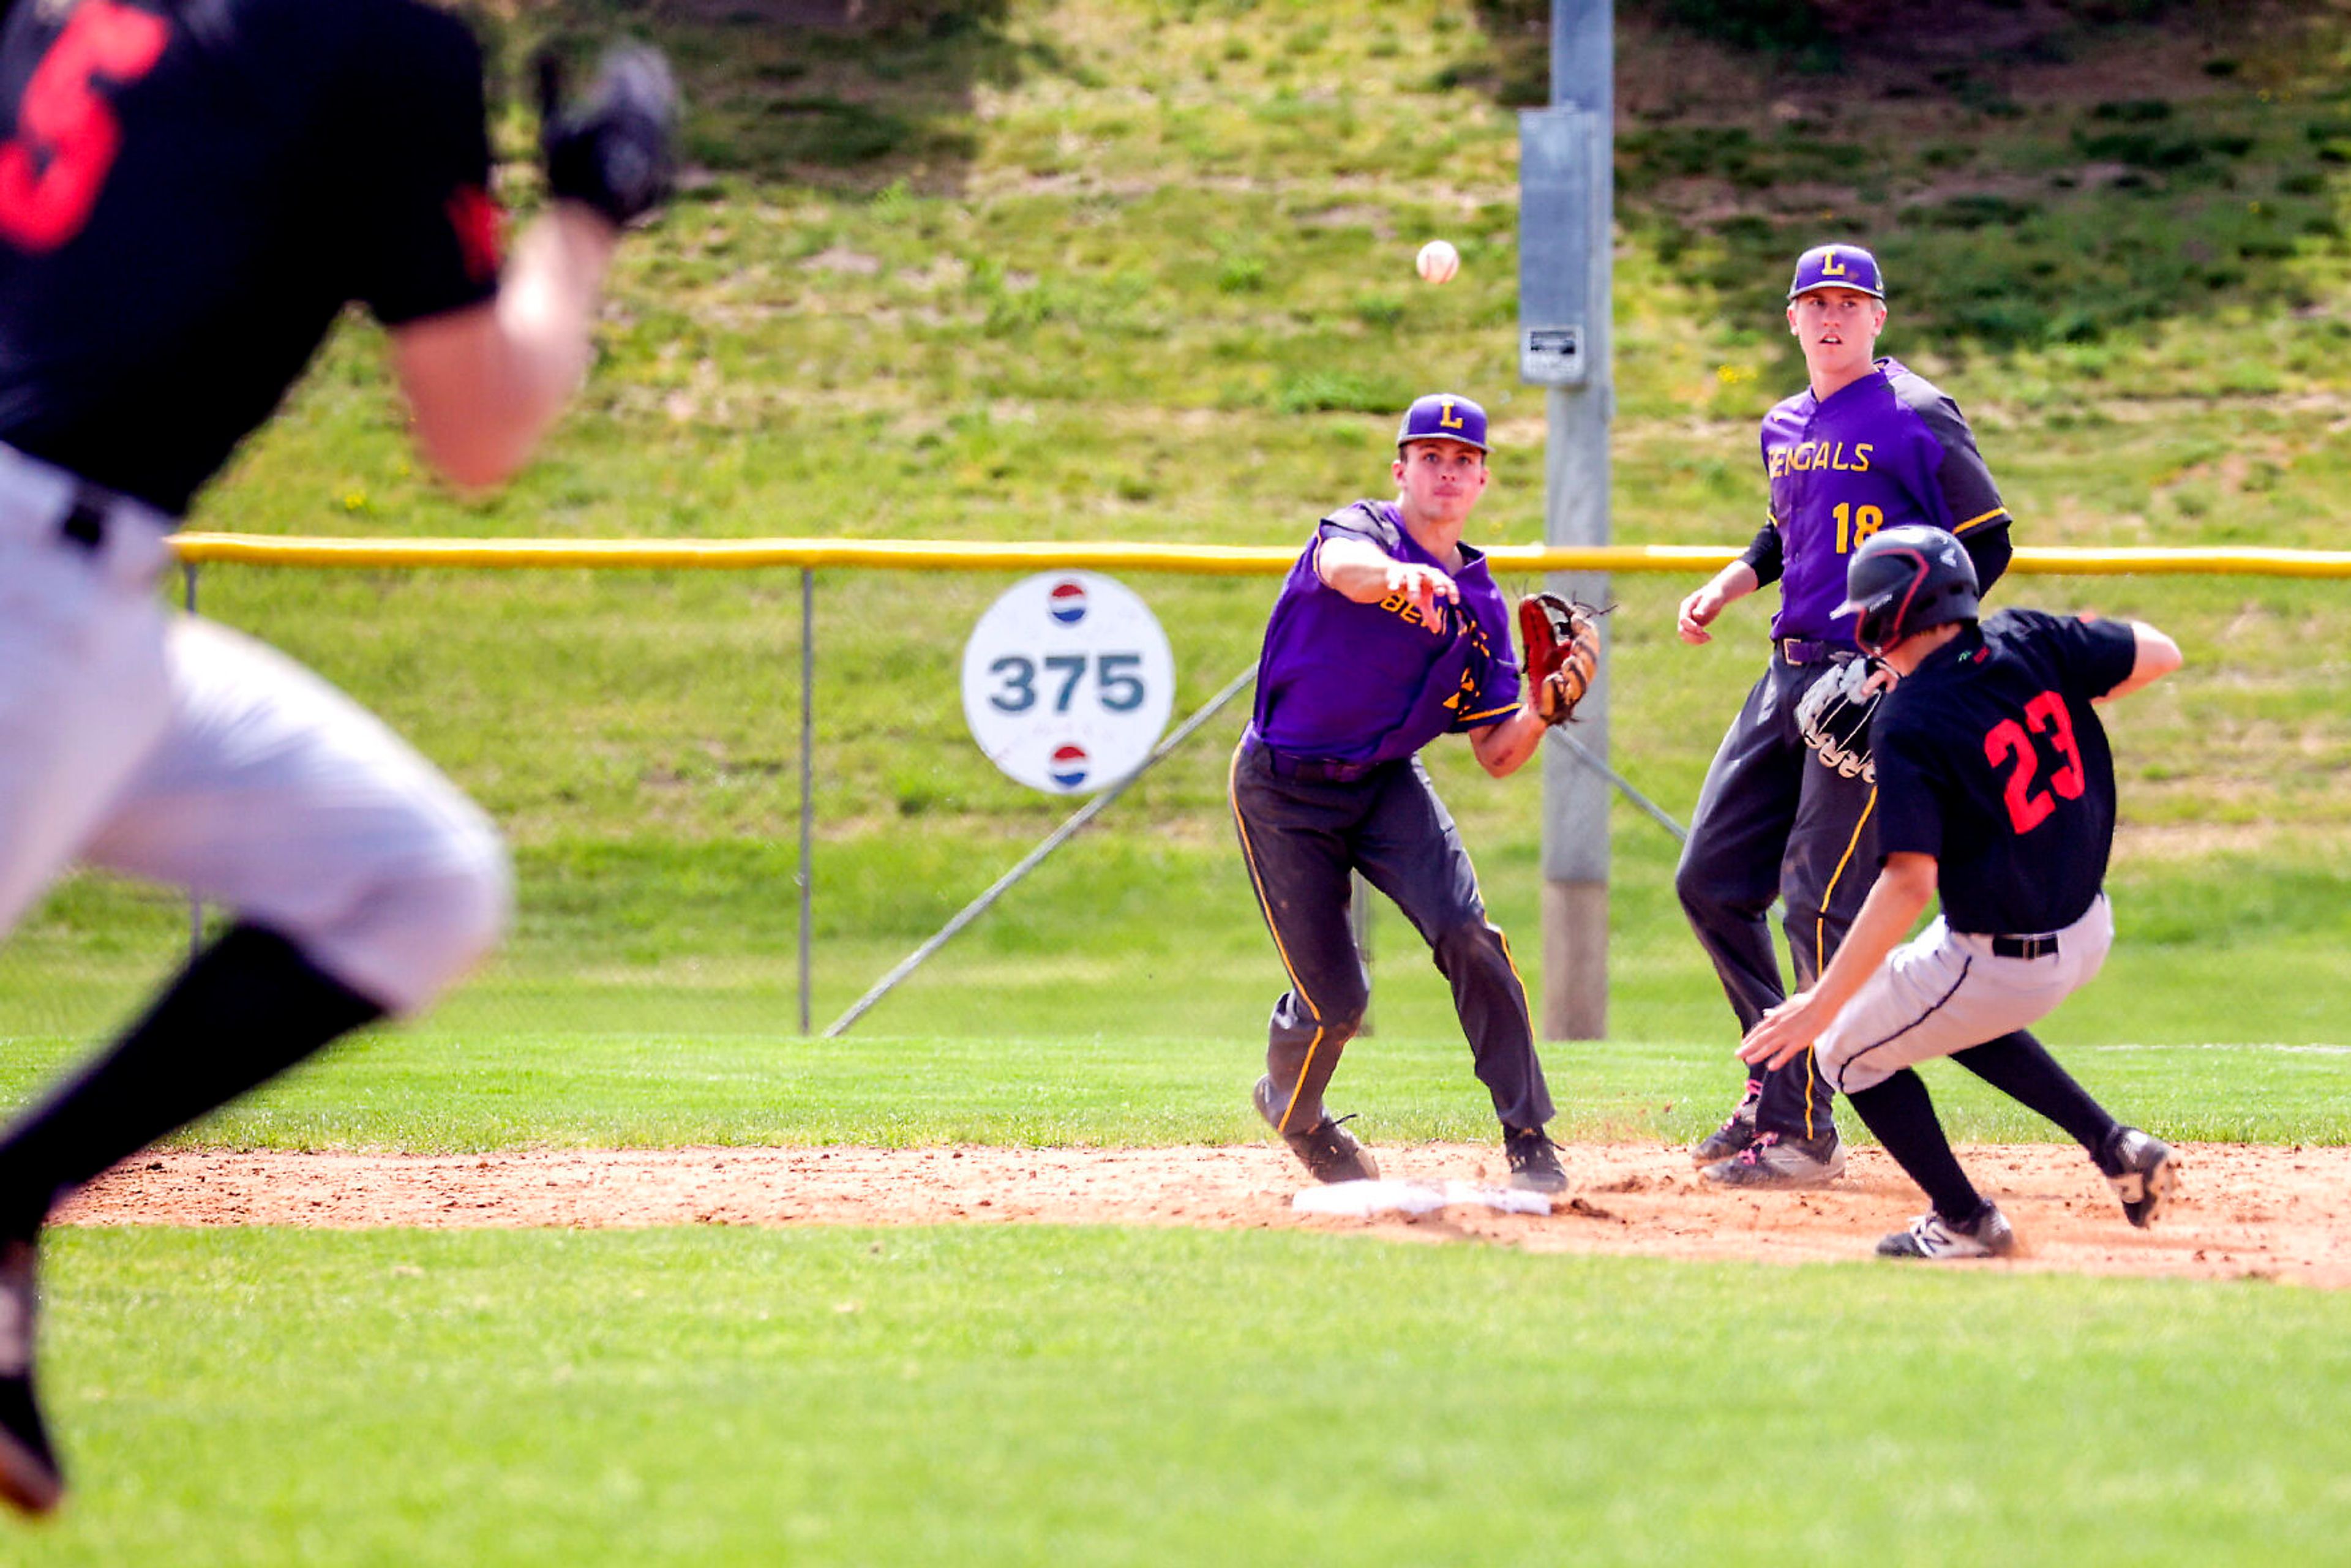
[{"xmin": 1517, "ymin": 592, "xmax": 1603, "ymax": 725}]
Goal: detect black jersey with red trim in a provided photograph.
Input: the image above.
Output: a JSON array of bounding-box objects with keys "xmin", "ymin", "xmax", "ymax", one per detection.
[
  {"xmin": 1870, "ymin": 609, "xmax": 2140, "ymax": 936},
  {"xmin": 0, "ymin": 0, "xmax": 502, "ymax": 516}
]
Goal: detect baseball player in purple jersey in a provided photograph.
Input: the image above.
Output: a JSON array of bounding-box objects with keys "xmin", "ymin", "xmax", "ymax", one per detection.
[
  {"xmin": 1741, "ymin": 525, "xmax": 2183, "ymax": 1259},
  {"xmin": 0, "ymin": 1, "xmax": 673, "ymax": 1513},
  {"xmin": 1674, "ymin": 244, "xmax": 2017, "ymax": 1190},
  {"xmin": 1231, "ymin": 394, "xmax": 1567, "ymax": 1195}
]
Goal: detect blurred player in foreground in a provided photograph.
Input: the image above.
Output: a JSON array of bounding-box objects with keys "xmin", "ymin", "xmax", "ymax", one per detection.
[
  {"xmin": 1675, "ymin": 243, "xmax": 2017, "ymax": 1191},
  {"xmin": 0, "ymin": 0, "xmax": 673, "ymax": 1513},
  {"xmin": 1230, "ymin": 393, "xmax": 1587, "ymax": 1197},
  {"xmin": 1739, "ymin": 526, "xmax": 2183, "ymax": 1260}
]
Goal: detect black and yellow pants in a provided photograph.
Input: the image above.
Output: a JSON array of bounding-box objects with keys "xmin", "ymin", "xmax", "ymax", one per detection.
[
  {"xmin": 1674, "ymin": 648, "xmax": 1879, "ymax": 1142},
  {"xmin": 1229, "ymin": 739, "xmax": 1551, "ymax": 1137}
]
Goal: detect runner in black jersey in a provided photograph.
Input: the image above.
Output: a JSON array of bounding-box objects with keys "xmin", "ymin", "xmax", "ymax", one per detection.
[
  {"xmin": 0, "ymin": 0, "xmax": 673, "ymax": 1512},
  {"xmin": 1739, "ymin": 525, "xmax": 2186, "ymax": 1261}
]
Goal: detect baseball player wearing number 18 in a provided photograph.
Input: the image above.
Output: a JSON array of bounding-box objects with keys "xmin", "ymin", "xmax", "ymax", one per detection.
[
  {"xmin": 1741, "ymin": 526, "xmax": 2183, "ymax": 1259},
  {"xmin": 1231, "ymin": 394, "xmax": 1597, "ymax": 1196},
  {"xmin": 1675, "ymin": 244, "xmax": 2017, "ymax": 1190},
  {"xmin": 0, "ymin": 0, "xmax": 673, "ymax": 1514}
]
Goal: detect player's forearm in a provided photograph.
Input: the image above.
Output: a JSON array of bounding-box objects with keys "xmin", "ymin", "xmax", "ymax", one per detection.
[
  {"xmin": 1469, "ymin": 707, "xmax": 1545, "ymax": 777},
  {"xmin": 1707, "ymin": 560, "xmax": 1761, "ymax": 604},
  {"xmin": 1807, "ymin": 855, "xmax": 1936, "ymax": 1016},
  {"xmin": 1315, "ymin": 538, "xmax": 1404, "ymax": 603},
  {"xmin": 2101, "ymin": 621, "xmax": 2183, "ymax": 702},
  {"xmin": 392, "ymin": 204, "xmax": 620, "ymax": 490}
]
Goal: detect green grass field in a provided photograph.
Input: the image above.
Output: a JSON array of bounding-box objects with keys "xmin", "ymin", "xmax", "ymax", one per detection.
[
  {"xmin": 7, "ymin": 0, "xmax": 2351, "ymax": 1558},
  {"xmin": 10, "ymin": 1226, "xmax": 2350, "ymax": 1566},
  {"xmin": 0, "ymin": 1023, "xmax": 2347, "ymax": 1564},
  {"xmin": 7, "ymin": 1026, "xmax": 2351, "ymax": 1153}
]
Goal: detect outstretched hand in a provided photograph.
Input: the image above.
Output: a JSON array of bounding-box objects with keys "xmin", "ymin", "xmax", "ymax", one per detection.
[
  {"xmin": 1385, "ymin": 561, "xmax": 1459, "ymax": 629},
  {"xmin": 1677, "ymin": 584, "xmax": 1727, "ymax": 645},
  {"xmin": 1739, "ymin": 988, "xmax": 1832, "ymax": 1072}
]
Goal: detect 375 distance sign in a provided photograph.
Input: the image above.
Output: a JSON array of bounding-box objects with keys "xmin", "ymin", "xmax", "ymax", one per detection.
[{"xmin": 961, "ymin": 572, "xmax": 1176, "ymax": 794}]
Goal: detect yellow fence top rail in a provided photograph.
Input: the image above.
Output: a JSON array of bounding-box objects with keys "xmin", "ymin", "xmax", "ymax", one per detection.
[{"xmin": 167, "ymin": 534, "xmax": 2351, "ymax": 579}]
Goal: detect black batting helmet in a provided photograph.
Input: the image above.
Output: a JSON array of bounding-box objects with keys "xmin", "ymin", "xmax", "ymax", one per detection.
[{"xmin": 1834, "ymin": 525, "xmax": 1980, "ymax": 656}]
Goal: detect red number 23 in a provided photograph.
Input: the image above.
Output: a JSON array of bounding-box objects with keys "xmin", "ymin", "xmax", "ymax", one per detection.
[
  {"xmin": 0, "ymin": 0, "xmax": 170, "ymax": 252},
  {"xmin": 1984, "ymin": 690, "xmax": 2087, "ymax": 835}
]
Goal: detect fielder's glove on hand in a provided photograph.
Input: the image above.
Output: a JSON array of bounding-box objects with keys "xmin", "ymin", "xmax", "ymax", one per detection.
[
  {"xmin": 1795, "ymin": 656, "xmax": 1886, "ymax": 783},
  {"xmin": 1517, "ymin": 593, "xmax": 1605, "ymax": 726},
  {"xmin": 538, "ymin": 43, "xmax": 678, "ymax": 228}
]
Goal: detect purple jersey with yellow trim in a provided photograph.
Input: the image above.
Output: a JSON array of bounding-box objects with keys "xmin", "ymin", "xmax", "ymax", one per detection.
[
  {"xmin": 1753, "ymin": 357, "xmax": 2009, "ymax": 645},
  {"xmin": 1250, "ymin": 500, "xmax": 1519, "ymax": 767}
]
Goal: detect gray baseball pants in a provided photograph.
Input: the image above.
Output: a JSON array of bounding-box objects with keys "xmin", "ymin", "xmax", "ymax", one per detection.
[
  {"xmin": 1229, "ymin": 739, "xmax": 1551, "ymax": 1136},
  {"xmin": 0, "ymin": 445, "xmax": 509, "ymax": 1015}
]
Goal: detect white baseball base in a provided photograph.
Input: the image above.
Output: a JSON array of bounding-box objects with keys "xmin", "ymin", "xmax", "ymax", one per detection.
[{"xmin": 1292, "ymin": 1179, "xmax": 1551, "ymax": 1218}]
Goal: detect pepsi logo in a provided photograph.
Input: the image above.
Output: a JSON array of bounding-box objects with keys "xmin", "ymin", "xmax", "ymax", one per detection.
[
  {"xmin": 1049, "ymin": 743, "xmax": 1089, "ymax": 789},
  {"xmin": 1048, "ymin": 580, "xmax": 1088, "ymax": 625}
]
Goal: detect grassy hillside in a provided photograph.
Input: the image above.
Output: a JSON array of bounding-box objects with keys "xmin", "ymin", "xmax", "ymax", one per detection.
[{"xmin": 6, "ymin": 0, "xmax": 2349, "ymax": 1044}]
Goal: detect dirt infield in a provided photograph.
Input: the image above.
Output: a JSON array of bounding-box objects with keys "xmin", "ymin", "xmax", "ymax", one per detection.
[{"xmin": 51, "ymin": 1139, "xmax": 2351, "ymax": 1286}]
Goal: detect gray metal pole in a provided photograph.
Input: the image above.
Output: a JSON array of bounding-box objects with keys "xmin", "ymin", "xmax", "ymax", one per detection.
[
  {"xmin": 797, "ymin": 567, "xmax": 814, "ymax": 1036},
  {"xmin": 1520, "ymin": 0, "xmax": 1614, "ymax": 1040},
  {"xmin": 823, "ymin": 664, "xmax": 1256, "ymax": 1038},
  {"xmin": 184, "ymin": 561, "xmax": 203, "ymax": 961}
]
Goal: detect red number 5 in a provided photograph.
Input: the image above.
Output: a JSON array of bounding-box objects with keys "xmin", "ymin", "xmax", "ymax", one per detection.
[
  {"xmin": 0, "ymin": 0, "xmax": 170, "ymax": 252},
  {"xmin": 1984, "ymin": 689, "xmax": 2087, "ymax": 835}
]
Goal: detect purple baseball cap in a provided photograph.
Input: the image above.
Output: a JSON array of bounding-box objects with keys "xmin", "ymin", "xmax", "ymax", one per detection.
[
  {"xmin": 1787, "ymin": 244, "xmax": 1886, "ymax": 301},
  {"xmin": 1395, "ymin": 392, "xmax": 1488, "ymax": 452}
]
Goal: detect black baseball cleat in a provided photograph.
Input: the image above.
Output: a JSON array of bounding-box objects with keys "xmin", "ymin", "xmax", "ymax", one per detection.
[
  {"xmin": 1286, "ymin": 1116, "xmax": 1379, "ymax": 1184},
  {"xmin": 1254, "ymin": 1076, "xmax": 1378, "ymax": 1184},
  {"xmin": 2100, "ymin": 1127, "xmax": 2180, "ymax": 1229},
  {"xmin": 1502, "ymin": 1127, "xmax": 1567, "ymax": 1195},
  {"xmin": 1701, "ymin": 1128, "xmax": 1846, "ymax": 1190},
  {"xmin": 1689, "ymin": 1081, "xmax": 1761, "ymax": 1167},
  {"xmin": 1876, "ymin": 1202, "xmax": 2017, "ymax": 1261},
  {"xmin": 0, "ymin": 1239, "xmax": 61, "ymax": 1517}
]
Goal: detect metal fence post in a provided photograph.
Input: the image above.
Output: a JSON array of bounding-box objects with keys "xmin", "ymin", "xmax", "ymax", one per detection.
[
  {"xmin": 1523, "ymin": 0, "xmax": 1615, "ymax": 1040},
  {"xmin": 798, "ymin": 566, "xmax": 815, "ymax": 1036}
]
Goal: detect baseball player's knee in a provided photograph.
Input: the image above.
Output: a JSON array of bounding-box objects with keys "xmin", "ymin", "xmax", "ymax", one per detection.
[
  {"xmin": 1671, "ymin": 848, "xmax": 1709, "ymax": 913},
  {"xmin": 1312, "ymin": 978, "xmax": 1370, "ymax": 1041},
  {"xmin": 293, "ymin": 814, "xmax": 511, "ymax": 1017},
  {"xmin": 1431, "ymin": 918, "xmax": 1515, "ymax": 983},
  {"xmin": 1674, "ymin": 852, "xmax": 1760, "ymax": 924},
  {"xmin": 1276, "ymin": 967, "xmax": 1367, "ymax": 1043}
]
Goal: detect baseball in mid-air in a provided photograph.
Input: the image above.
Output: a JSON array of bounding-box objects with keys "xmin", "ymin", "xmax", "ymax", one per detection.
[{"xmin": 1415, "ymin": 239, "xmax": 1460, "ymax": 284}]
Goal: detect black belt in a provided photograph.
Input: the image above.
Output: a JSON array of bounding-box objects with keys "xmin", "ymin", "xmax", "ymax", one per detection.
[
  {"xmin": 1253, "ymin": 743, "xmax": 1380, "ymax": 784},
  {"xmin": 1777, "ymin": 638, "xmax": 1848, "ymax": 666},
  {"xmin": 1990, "ymin": 934, "xmax": 2060, "ymax": 960}
]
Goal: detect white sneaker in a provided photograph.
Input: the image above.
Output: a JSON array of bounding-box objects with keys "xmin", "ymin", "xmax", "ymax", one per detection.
[{"xmin": 1876, "ymin": 1204, "xmax": 2017, "ymax": 1261}]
